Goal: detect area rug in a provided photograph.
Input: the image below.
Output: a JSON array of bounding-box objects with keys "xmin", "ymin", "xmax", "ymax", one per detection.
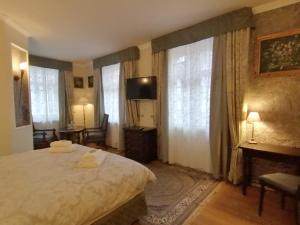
[{"xmin": 140, "ymin": 161, "xmax": 218, "ymax": 225}]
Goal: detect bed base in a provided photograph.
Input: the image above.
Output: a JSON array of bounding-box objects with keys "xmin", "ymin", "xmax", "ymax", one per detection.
[{"xmin": 91, "ymin": 192, "xmax": 147, "ymax": 225}]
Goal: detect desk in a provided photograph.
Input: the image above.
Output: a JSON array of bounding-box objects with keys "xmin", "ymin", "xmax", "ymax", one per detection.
[
  {"xmin": 59, "ymin": 127, "xmax": 85, "ymax": 144},
  {"xmin": 240, "ymin": 142, "xmax": 300, "ymax": 195}
]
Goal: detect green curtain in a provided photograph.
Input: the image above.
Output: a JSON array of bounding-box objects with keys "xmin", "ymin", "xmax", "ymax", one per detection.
[
  {"xmin": 210, "ymin": 28, "xmax": 250, "ymax": 183},
  {"xmin": 119, "ymin": 60, "xmax": 138, "ymax": 150},
  {"xmin": 152, "ymin": 51, "xmax": 168, "ymax": 162},
  {"xmin": 93, "ymin": 47, "xmax": 139, "ymax": 68},
  {"xmin": 59, "ymin": 70, "xmax": 74, "ymax": 128},
  {"xmin": 93, "ymin": 68, "xmax": 105, "ymax": 127},
  {"xmin": 152, "ymin": 7, "xmax": 254, "ymax": 53}
]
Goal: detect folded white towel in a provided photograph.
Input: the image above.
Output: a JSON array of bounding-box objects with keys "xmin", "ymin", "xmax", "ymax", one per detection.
[
  {"xmin": 49, "ymin": 145, "xmax": 74, "ymax": 153},
  {"xmin": 50, "ymin": 140, "xmax": 72, "ymax": 148},
  {"xmin": 78, "ymin": 149, "xmax": 106, "ymax": 168}
]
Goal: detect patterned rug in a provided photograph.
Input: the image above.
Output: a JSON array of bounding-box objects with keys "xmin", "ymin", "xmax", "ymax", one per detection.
[{"xmin": 140, "ymin": 161, "xmax": 218, "ymax": 225}]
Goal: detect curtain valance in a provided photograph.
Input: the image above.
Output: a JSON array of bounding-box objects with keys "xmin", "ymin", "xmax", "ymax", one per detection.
[
  {"xmin": 151, "ymin": 7, "xmax": 254, "ymax": 53},
  {"xmin": 29, "ymin": 55, "xmax": 72, "ymax": 71},
  {"xmin": 93, "ymin": 46, "xmax": 140, "ymax": 68}
]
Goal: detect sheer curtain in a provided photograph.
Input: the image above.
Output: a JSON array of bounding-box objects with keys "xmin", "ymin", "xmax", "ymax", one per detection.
[
  {"xmin": 102, "ymin": 63, "xmax": 120, "ymax": 148},
  {"xmin": 29, "ymin": 66, "xmax": 59, "ymax": 129},
  {"xmin": 167, "ymin": 38, "xmax": 213, "ymax": 172}
]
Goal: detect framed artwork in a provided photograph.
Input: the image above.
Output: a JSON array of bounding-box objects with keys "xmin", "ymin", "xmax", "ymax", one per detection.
[
  {"xmin": 74, "ymin": 77, "xmax": 84, "ymax": 88},
  {"xmin": 88, "ymin": 76, "xmax": 94, "ymax": 88},
  {"xmin": 255, "ymin": 28, "xmax": 300, "ymax": 77}
]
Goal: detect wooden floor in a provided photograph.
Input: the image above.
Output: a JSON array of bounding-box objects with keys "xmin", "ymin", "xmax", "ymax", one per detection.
[
  {"xmin": 183, "ymin": 182, "xmax": 295, "ymax": 225},
  {"xmin": 89, "ymin": 145, "xmax": 294, "ymax": 225}
]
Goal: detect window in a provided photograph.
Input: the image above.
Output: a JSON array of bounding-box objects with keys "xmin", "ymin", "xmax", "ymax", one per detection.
[
  {"xmin": 29, "ymin": 66, "xmax": 59, "ymax": 128},
  {"xmin": 102, "ymin": 63, "xmax": 120, "ymax": 148},
  {"xmin": 167, "ymin": 38, "xmax": 213, "ymax": 172}
]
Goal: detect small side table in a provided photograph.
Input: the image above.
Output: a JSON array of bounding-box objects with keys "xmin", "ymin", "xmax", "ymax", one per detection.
[
  {"xmin": 59, "ymin": 126, "xmax": 85, "ymax": 144},
  {"xmin": 124, "ymin": 127, "xmax": 157, "ymax": 163}
]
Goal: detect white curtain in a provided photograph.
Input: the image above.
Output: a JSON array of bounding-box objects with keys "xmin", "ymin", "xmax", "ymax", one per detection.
[
  {"xmin": 167, "ymin": 38, "xmax": 213, "ymax": 172},
  {"xmin": 102, "ymin": 63, "xmax": 120, "ymax": 148},
  {"xmin": 29, "ymin": 66, "xmax": 59, "ymax": 129}
]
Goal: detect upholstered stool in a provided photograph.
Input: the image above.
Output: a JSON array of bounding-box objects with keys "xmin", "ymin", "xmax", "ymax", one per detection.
[{"xmin": 258, "ymin": 173, "xmax": 300, "ymax": 224}]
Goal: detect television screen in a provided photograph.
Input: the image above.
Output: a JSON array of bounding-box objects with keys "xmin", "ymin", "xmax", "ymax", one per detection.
[{"xmin": 126, "ymin": 76, "xmax": 156, "ymax": 100}]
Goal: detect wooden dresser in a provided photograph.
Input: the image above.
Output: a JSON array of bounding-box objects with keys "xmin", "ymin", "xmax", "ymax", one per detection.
[{"xmin": 123, "ymin": 127, "xmax": 157, "ymax": 163}]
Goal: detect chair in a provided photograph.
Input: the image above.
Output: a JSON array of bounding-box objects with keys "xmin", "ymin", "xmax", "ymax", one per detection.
[
  {"xmin": 84, "ymin": 114, "xmax": 109, "ymax": 148},
  {"xmin": 258, "ymin": 172, "xmax": 300, "ymax": 224},
  {"xmin": 32, "ymin": 124, "xmax": 58, "ymax": 149}
]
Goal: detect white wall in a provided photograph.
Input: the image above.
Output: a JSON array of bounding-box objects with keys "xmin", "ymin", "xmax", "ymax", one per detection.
[{"xmin": 0, "ymin": 19, "xmax": 33, "ymax": 155}]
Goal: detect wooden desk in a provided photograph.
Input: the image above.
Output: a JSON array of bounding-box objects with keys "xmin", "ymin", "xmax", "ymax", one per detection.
[
  {"xmin": 240, "ymin": 142, "xmax": 300, "ymax": 195},
  {"xmin": 59, "ymin": 126, "xmax": 85, "ymax": 144}
]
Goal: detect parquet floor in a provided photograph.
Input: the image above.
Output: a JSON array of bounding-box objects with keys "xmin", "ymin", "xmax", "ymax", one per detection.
[
  {"xmin": 135, "ymin": 182, "xmax": 294, "ymax": 225},
  {"xmin": 183, "ymin": 182, "xmax": 295, "ymax": 225}
]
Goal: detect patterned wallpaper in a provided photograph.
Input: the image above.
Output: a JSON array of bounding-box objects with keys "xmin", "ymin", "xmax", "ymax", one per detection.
[{"xmin": 246, "ymin": 3, "xmax": 300, "ymax": 181}]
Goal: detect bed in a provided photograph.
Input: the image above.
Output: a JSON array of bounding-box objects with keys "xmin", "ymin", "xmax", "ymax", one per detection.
[{"xmin": 0, "ymin": 144, "xmax": 156, "ymax": 225}]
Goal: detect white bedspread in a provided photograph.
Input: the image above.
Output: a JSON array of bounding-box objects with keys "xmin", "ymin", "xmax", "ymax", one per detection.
[{"xmin": 0, "ymin": 145, "xmax": 156, "ymax": 225}]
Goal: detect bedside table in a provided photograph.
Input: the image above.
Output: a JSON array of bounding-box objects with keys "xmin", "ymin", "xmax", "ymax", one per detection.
[{"xmin": 123, "ymin": 127, "xmax": 157, "ymax": 163}]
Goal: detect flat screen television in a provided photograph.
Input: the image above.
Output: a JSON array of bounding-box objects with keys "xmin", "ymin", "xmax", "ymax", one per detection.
[{"xmin": 126, "ymin": 76, "xmax": 156, "ymax": 100}]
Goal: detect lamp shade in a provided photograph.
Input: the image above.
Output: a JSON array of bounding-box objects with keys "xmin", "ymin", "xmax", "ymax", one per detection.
[
  {"xmin": 19, "ymin": 62, "xmax": 27, "ymax": 70},
  {"xmin": 247, "ymin": 112, "xmax": 261, "ymax": 123},
  {"xmin": 79, "ymin": 97, "xmax": 89, "ymax": 105}
]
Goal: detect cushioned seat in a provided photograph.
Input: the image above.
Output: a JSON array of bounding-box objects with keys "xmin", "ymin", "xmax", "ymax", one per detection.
[
  {"xmin": 258, "ymin": 172, "xmax": 300, "ymax": 224},
  {"xmin": 88, "ymin": 132, "xmax": 105, "ymax": 138},
  {"xmin": 33, "ymin": 124, "xmax": 58, "ymax": 150},
  {"xmin": 259, "ymin": 173, "xmax": 300, "ymax": 195},
  {"xmin": 84, "ymin": 114, "xmax": 109, "ymax": 148}
]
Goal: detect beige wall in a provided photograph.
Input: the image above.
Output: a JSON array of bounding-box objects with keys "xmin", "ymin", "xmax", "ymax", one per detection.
[
  {"xmin": 248, "ymin": 3, "xmax": 300, "ymax": 146},
  {"xmin": 72, "ymin": 61, "xmax": 95, "ymax": 128},
  {"xmin": 72, "ymin": 43, "xmax": 156, "ymax": 128},
  {"xmin": 247, "ymin": 3, "xmax": 300, "ymax": 179},
  {"xmin": 0, "ymin": 19, "xmax": 33, "ymax": 155},
  {"xmin": 0, "ymin": 20, "xmax": 14, "ymax": 155},
  {"xmin": 11, "ymin": 44, "xmax": 33, "ymax": 153},
  {"xmin": 71, "ymin": 3, "xmax": 300, "ymax": 159},
  {"xmin": 137, "ymin": 42, "xmax": 156, "ymax": 127}
]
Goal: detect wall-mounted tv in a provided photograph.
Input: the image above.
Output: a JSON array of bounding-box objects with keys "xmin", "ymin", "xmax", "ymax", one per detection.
[{"xmin": 126, "ymin": 76, "xmax": 156, "ymax": 100}]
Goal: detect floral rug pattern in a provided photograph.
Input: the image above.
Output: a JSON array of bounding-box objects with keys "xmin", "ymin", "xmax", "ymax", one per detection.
[{"xmin": 140, "ymin": 161, "xmax": 218, "ymax": 225}]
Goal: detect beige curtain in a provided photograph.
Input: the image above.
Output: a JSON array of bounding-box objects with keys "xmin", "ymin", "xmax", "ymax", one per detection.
[
  {"xmin": 120, "ymin": 60, "xmax": 139, "ymax": 127},
  {"xmin": 152, "ymin": 51, "xmax": 168, "ymax": 162},
  {"xmin": 210, "ymin": 35, "xmax": 230, "ymax": 179},
  {"xmin": 59, "ymin": 70, "xmax": 73, "ymax": 128},
  {"xmin": 94, "ymin": 68, "xmax": 105, "ymax": 127},
  {"xmin": 119, "ymin": 60, "xmax": 138, "ymax": 149},
  {"xmin": 210, "ymin": 28, "xmax": 250, "ymax": 183}
]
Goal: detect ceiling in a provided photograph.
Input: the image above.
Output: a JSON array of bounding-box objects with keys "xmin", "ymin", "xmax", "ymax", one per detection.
[{"xmin": 0, "ymin": 0, "xmax": 275, "ymax": 61}]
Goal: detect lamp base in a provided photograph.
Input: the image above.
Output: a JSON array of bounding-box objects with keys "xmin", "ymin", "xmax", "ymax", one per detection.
[{"xmin": 247, "ymin": 139, "xmax": 257, "ymax": 144}]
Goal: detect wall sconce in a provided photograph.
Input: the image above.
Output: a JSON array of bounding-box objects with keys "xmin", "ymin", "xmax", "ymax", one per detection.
[
  {"xmin": 14, "ymin": 62, "xmax": 27, "ymax": 81},
  {"xmin": 141, "ymin": 77, "xmax": 150, "ymax": 84}
]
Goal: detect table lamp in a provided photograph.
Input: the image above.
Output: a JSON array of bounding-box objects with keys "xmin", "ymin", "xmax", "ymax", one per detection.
[
  {"xmin": 247, "ymin": 112, "xmax": 260, "ymax": 144},
  {"xmin": 79, "ymin": 97, "xmax": 89, "ymax": 127}
]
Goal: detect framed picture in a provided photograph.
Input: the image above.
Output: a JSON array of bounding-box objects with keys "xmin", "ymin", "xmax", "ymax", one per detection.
[
  {"xmin": 255, "ymin": 28, "xmax": 300, "ymax": 77},
  {"xmin": 88, "ymin": 76, "xmax": 94, "ymax": 88},
  {"xmin": 74, "ymin": 77, "xmax": 84, "ymax": 88}
]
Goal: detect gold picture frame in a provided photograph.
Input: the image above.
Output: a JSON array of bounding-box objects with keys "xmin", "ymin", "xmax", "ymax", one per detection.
[{"xmin": 255, "ymin": 28, "xmax": 300, "ymax": 77}]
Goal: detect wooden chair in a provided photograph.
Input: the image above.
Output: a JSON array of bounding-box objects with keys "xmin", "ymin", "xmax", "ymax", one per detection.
[
  {"xmin": 258, "ymin": 173, "xmax": 300, "ymax": 224},
  {"xmin": 84, "ymin": 114, "xmax": 109, "ymax": 148},
  {"xmin": 33, "ymin": 124, "xmax": 58, "ymax": 149}
]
